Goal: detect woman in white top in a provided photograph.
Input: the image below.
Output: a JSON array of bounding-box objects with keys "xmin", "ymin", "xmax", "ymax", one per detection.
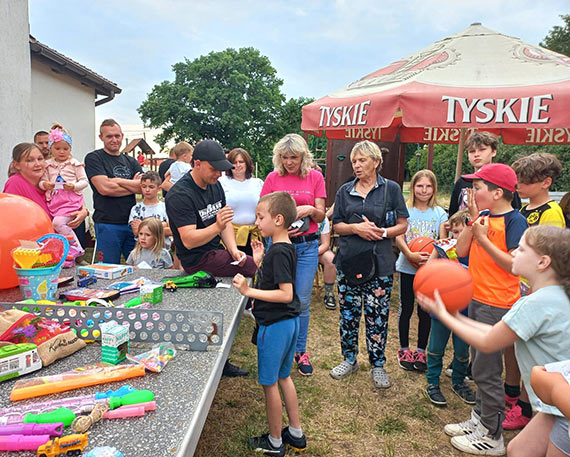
[{"xmin": 218, "ymin": 148, "xmax": 263, "ymax": 256}]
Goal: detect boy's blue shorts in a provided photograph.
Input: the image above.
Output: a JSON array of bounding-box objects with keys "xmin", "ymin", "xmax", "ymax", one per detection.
[{"xmin": 257, "ymin": 317, "xmax": 300, "ymax": 386}]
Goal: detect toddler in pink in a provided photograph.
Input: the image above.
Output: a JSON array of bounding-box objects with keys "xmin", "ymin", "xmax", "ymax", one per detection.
[{"xmin": 40, "ymin": 124, "xmax": 88, "ymax": 264}]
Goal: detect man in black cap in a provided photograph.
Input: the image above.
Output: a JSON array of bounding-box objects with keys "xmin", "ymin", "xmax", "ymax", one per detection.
[
  {"xmin": 166, "ymin": 139, "xmax": 257, "ymax": 277},
  {"xmin": 166, "ymin": 139, "xmax": 256, "ymax": 376}
]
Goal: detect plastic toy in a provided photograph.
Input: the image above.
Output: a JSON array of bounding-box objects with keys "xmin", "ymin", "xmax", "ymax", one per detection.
[
  {"xmin": 36, "ymin": 433, "xmax": 88, "ymax": 457},
  {"xmin": 126, "ymin": 343, "xmax": 176, "ymax": 373},
  {"xmin": 12, "ymin": 247, "xmax": 41, "ymax": 269},
  {"xmin": 164, "ymin": 280, "xmax": 177, "ymax": 292},
  {"xmin": 0, "ymin": 193, "xmax": 54, "ymax": 290},
  {"xmin": 77, "ymin": 263, "xmax": 134, "ymax": 280},
  {"xmin": 10, "ymin": 363, "xmax": 146, "ymax": 401},
  {"xmin": 24, "ymin": 407, "xmax": 76, "ymax": 427},
  {"xmin": 100, "ymin": 321, "xmax": 129, "ymax": 365},
  {"xmin": 161, "ymin": 271, "xmax": 218, "ymax": 288},
  {"xmin": 140, "ymin": 283, "xmax": 163, "ymax": 304},
  {"xmin": 0, "ymin": 343, "xmax": 42, "ymax": 382},
  {"xmin": 0, "ymin": 434, "xmax": 51, "ymax": 451},
  {"xmin": 0, "ymin": 423, "xmax": 63, "ymax": 436},
  {"xmin": 77, "ymin": 274, "xmax": 97, "ymax": 288},
  {"xmin": 83, "ymin": 446, "xmax": 124, "ymax": 457},
  {"xmin": 0, "ymin": 386, "xmax": 138, "ymax": 424}
]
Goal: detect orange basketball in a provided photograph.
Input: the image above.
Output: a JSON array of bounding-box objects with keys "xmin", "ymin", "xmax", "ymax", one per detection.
[
  {"xmin": 413, "ymin": 259, "xmax": 473, "ymax": 313},
  {"xmin": 407, "ymin": 236, "xmax": 436, "ymax": 268}
]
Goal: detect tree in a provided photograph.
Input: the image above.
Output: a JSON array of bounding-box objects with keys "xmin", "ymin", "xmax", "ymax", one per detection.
[
  {"xmin": 138, "ymin": 47, "xmax": 301, "ymax": 176},
  {"xmin": 540, "ymin": 14, "xmax": 570, "ymax": 56}
]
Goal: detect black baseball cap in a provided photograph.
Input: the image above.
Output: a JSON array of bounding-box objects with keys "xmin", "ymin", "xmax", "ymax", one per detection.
[{"xmin": 193, "ymin": 140, "xmax": 234, "ymax": 171}]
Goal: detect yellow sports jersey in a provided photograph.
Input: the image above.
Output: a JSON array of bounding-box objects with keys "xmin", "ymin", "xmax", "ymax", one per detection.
[{"xmin": 520, "ymin": 201, "xmax": 566, "ymax": 228}]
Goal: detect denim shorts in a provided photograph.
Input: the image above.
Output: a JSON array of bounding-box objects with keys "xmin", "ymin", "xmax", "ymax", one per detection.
[
  {"xmin": 257, "ymin": 317, "xmax": 300, "ymax": 386},
  {"xmin": 550, "ymin": 415, "xmax": 570, "ymax": 456}
]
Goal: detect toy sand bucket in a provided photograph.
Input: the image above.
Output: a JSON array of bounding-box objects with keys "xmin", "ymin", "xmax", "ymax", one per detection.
[{"xmin": 14, "ymin": 234, "xmax": 69, "ymax": 301}]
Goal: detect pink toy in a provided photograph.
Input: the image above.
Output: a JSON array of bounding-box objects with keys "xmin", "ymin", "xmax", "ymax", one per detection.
[
  {"xmin": 0, "ymin": 434, "xmax": 50, "ymax": 451},
  {"xmin": 0, "ymin": 422, "xmax": 63, "ymax": 436},
  {"xmin": 103, "ymin": 406, "xmax": 145, "ymax": 419}
]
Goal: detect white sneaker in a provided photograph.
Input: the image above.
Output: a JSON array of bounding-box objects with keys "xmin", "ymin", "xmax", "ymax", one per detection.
[
  {"xmin": 450, "ymin": 422, "xmax": 505, "ymax": 455},
  {"xmin": 444, "ymin": 410, "xmax": 481, "ymax": 437}
]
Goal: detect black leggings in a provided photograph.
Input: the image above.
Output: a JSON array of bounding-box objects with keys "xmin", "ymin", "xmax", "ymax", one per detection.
[{"xmin": 397, "ymin": 272, "xmax": 431, "ymax": 350}]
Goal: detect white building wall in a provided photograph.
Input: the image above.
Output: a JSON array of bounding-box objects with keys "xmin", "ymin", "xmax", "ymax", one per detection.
[
  {"xmin": 0, "ymin": 1, "xmax": 32, "ymax": 181},
  {"xmin": 31, "ymin": 61, "xmax": 96, "ymax": 211}
]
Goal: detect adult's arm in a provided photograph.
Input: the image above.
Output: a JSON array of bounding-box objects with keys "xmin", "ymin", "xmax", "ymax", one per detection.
[
  {"xmin": 68, "ymin": 203, "xmax": 88, "ymax": 229},
  {"xmin": 176, "ymin": 206, "xmax": 233, "ymax": 250},
  {"xmin": 296, "ymin": 197, "xmax": 325, "ymax": 223},
  {"xmin": 89, "ymin": 175, "xmax": 139, "ymax": 197},
  {"xmin": 161, "ymin": 173, "xmax": 173, "ymax": 192}
]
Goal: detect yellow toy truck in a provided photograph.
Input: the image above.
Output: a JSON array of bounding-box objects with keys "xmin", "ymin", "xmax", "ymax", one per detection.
[{"xmin": 37, "ymin": 433, "xmax": 88, "ymax": 457}]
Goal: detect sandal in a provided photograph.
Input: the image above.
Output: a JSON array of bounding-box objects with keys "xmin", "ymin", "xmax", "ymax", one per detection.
[{"xmin": 330, "ymin": 360, "xmax": 359, "ymax": 379}]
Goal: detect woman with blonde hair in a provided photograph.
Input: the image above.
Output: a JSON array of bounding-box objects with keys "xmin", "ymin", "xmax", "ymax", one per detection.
[{"xmin": 260, "ymin": 133, "xmax": 326, "ymax": 376}]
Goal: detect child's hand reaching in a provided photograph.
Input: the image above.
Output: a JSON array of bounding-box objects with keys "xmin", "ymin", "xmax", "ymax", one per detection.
[
  {"xmin": 417, "ymin": 289, "xmax": 447, "ymax": 318},
  {"xmin": 43, "ymin": 182, "xmax": 55, "ymax": 191},
  {"xmin": 232, "ymin": 273, "xmax": 249, "ymax": 295},
  {"xmin": 251, "ymin": 240, "xmax": 264, "ymax": 267},
  {"xmin": 63, "ymin": 183, "xmax": 75, "ymax": 191}
]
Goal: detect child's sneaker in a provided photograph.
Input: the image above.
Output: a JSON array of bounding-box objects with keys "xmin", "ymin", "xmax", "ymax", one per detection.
[
  {"xmin": 295, "ymin": 352, "xmax": 313, "ymax": 376},
  {"xmin": 424, "ymin": 384, "xmax": 447, "ymax": 406},
  {"xmin": 397, "ymin": 348, "xmax": 415, "ymax": 370},
  {"xmin": 450, "ymin": 422, "xmax": 505, "ymax": 455},
  {"xmin": 502, "ymin": 404, "xmax": 531, "ymax": 430},
  {"xmin": 505, "ymin": 394, "xmax": 519, "ymax": 409},
  {"xmin": 281, "ymin": 427, "xmax": 307, "ymax": 452},
  {"xmin": 247, "ymin": 433, "xmax": 285, "ymax": 456},
  {"xmin": 452, "ymin": 382, "xmax": 476, "ymax": 405},
  {"xmin": 330, "ymin": 360, "xmax": 358, "ymax": 380},
  {"xmin": 324, "ymin": 293, "xmax": 336, "ymax": 310},
  {"xmin": 444, "ymin": 410, "xmax": 481, "ymax": 437},
  {"xmin": 413, "ymin": 351, "xmax": 427, "ymax": 372}
]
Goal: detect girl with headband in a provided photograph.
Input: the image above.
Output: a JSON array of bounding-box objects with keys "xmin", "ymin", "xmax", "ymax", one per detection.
[{"xmin": 40, "ymin": 124, "xmax": 89, "ymax": 267}]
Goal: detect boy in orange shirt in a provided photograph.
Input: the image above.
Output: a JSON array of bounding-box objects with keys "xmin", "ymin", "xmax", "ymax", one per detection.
[{"xmin": 444, "ymin": 164, "xmax": 528, "ymax": 455}]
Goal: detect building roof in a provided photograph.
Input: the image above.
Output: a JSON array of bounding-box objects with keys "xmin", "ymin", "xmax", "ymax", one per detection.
[
  {"xmin": 123, "ymin": 139, "xmax": 155, "ymax": 155},
  {"xmin": 29, "ymin": 35, "xmax": 121, "ymax": 105}
]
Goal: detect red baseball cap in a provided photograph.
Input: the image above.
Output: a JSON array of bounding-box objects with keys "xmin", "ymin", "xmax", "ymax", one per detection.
[{"xmin": 462, "ymin": 163, "xmax": 517, "ymax": 192}]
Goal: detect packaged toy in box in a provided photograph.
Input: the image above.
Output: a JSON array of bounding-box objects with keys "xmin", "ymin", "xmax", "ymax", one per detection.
[
  {"xmin": 77, "ymin": 264, "xmax": 134, "ymax": 280},
  {"xmin": 100, "ymin": 321, "xmax": 129, "ymax": 365}
]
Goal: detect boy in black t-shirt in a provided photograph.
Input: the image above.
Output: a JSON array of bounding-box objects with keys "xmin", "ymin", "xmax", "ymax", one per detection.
[{"xmin": 233, "ymin": 192, "xmax": 306, "ymax": 456}]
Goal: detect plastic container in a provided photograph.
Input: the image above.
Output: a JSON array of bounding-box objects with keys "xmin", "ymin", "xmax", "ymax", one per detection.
[{"xmin": 14, "ymin": 234, "xmax": 68, "ymax": 301}]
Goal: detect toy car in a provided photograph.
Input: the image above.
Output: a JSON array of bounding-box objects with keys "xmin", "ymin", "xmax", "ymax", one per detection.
[
  {"xmin": 77, "ymin": 274, "xmax": 97, "ymax": 288},
  {"xmin": 164, "ymin": 280, "xmax": 178, "ymax": 292}
]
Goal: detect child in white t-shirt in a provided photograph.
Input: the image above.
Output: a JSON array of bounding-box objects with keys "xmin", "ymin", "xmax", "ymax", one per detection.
[{"xmin": 161, "ymin": 142, "xmax": 193, "ymax": 192}]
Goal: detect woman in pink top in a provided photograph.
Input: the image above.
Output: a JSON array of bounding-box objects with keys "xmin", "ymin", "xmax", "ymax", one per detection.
[
  {"xmin": 260, "ymin": 133, "xmax": 326, "ymax": 376},
  {"xmin": 3, "ymin": 142, "xmax": 88, "ymax": 257}
]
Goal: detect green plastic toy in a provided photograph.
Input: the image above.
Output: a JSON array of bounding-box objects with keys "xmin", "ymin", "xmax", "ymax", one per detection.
[
  {"xmin": 24, "ymin": 407, "xmax": 76, "ymax": 427},
  {"xmin": 108, "ymin": 390, "xmax": 154, "ymax": 410},
  {"xmin": 161, "ymin": 271, "xmax": 218, "ymax": 288}
]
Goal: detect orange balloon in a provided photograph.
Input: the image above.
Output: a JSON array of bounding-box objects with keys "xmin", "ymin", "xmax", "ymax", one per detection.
[{"xmin": 0, "ymin": 193, "xmax": 54, "ymax": 289}]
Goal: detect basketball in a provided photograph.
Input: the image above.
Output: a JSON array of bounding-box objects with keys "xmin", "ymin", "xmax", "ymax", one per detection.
[
  {"xmin": 407, "ymin": 236, "xmax": 436, "ymax": 268},
  {"xmin": 413, "ymin": 259, "xmax": 473, "ymax": 313}
]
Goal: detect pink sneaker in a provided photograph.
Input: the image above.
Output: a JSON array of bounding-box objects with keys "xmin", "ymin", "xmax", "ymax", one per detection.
[
  {"xmin": 295, "ymin": 352, "xmax": 313, "ymax": 376},
  {"xmin": 503, "ymin": 404, "xmax": 531, "ymax": 430},
  {"xmin": 505, "ymin": 394, "xmax": 519, "ymax": 409},
  {"xmin": 413, "ymin": 351, "xmax": 427, "ymax": 372},
  {"xmin": 397, "ymin": 348, "xmax": 415, "ymax": 371}
]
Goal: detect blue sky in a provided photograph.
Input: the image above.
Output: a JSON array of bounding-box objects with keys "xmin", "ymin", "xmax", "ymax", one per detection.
[{"xmin": 29, "ymin": 0, "xmax": 568, "ymax": 126}]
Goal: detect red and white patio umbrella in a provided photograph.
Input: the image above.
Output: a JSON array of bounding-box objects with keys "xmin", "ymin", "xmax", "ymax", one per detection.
[{"xmin": 302, "ymin": 23, "xmax": 570, "ymax": 149}]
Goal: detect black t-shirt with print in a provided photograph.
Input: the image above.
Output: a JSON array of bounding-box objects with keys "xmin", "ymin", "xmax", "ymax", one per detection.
[
  {"xmin": 165, "ymin": 173, "xmax": 226, "ymax": 268},
  {"xmin": 84, "ymin": 149, "xmax": 143, "ymax": 224},
  {"xmin": 253, "ymin": 242, "xmax": 300, "ymax": 326}
]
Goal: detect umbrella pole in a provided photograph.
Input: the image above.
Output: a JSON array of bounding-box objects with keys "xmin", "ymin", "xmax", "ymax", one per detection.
[{"xmin": 454, "ymin": 128, "xmax": 467, "ymax": 183}]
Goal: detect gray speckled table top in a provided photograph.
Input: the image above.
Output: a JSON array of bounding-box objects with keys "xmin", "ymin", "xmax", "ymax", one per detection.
[{"xmin": 0, "ymin": 268, "xmax": 246, "ymax": 457}]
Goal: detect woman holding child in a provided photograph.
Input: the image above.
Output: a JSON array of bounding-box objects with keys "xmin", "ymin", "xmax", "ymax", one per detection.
[
  {"xmin": 260, "ymin": 134, "xmax": 326, "ymax": 376},
  {"xmin": 330, "ymin": 140, "xmax": 408, "ymax": 389}
]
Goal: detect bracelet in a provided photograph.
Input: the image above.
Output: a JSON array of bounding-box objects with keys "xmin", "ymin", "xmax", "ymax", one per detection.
[{"xmin": 381, "ymin": 227, "xmax": 388, "ymax": 238}]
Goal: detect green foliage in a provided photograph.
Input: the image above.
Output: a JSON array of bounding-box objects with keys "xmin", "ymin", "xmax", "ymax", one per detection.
[
  {"xmin": 407, "ymin": 142, "xmax": 570, "ymax": 194},
  {"xmin": 138, "ymin": 47, "xmax": 312, "ymax": 178},
  {"xmin": 540, "ymin": 14, "xmax": 570, "ymax": 57}
]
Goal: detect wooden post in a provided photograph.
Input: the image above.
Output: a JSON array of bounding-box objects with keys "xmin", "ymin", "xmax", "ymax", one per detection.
[
  {"xmin": 427, "ymin": 144, "xmax": 434, "ymax": 170},
  {"xmin": 454, "ymin": 128, "xmax": 467, "ymax": 183}
]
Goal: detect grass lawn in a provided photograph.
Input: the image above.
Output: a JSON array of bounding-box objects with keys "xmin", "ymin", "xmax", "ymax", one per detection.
[{"xmin": 194, "ymin": 274, "xmax": 518, "ymax": 457}]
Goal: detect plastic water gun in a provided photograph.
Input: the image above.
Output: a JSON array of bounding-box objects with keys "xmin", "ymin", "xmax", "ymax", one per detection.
[
  {"xmin": 161, "ymin": 271, "xmax": 218, "ymax": 288},
  {"xmin": 24, "ymin": 407, "xmax": 76, "ymax": 427},
  {"xmin": 0, "ymin": 386, "xmax": 138, "ymax": 424},
  {"xmin": 0, "ymin": 434, "xmax": 50, "ymax": 451},
  {"xmin": 0, "ymin": 423, "xmax": 63, "ymax": 436}
]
